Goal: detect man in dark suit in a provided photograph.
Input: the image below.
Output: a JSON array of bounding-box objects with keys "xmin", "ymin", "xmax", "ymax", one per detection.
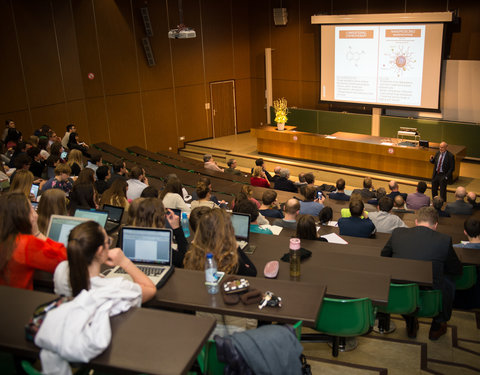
[
  {"xmin": 445, "ymin": 186, "xmax": 473, "ymax": 215},
  {"xmin": 352, "ymin": 176, "xmax": 376, "ymax": 200},
  {"xmin": 430, "ymin": 142, "xmax": 455, "ymax": 202},
  {"xmin": 274, "ymin": 168, "xmax": 297, "ymax": 193},
  {"xmin": 381, "ymin": 207, "xmax": 462, "ymax": 340}
]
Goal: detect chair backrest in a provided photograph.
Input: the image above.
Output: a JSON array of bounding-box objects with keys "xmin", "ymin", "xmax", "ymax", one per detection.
[
  {"xmin": 416, "ymin": 289, "xmax": 442, "ymax": 318},
  {"xmin": 315, "ymin": 297, "xmax": 374, "ymax": 337},
  {"xmin": 455, "ymin": 265, "xmax": 477, "ymax": 290},
  {"xmin": 21, "ymin": 361, "xmax": 42, "ymax": 375},
  {"xmin": 378, "ymin": 283, "xmax": 419, "ymax": 315}
]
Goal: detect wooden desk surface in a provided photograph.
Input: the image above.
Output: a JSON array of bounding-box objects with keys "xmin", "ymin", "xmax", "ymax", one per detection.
[
  {"xmin": 152, "ymin": 269, "xmax": 326, "ymax": 328},
  {"xmin": 0, "ymin": 286, "xmax": 215, "ymax": 375},
  {"xmin": 249, "ymin": 233, "xmax": 432, "ymax": 286}
]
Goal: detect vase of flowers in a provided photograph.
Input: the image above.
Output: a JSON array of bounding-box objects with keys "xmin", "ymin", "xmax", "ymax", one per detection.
[{"xmin": 273, "ymin": 97, "xmax": 289, "ymax": 131}]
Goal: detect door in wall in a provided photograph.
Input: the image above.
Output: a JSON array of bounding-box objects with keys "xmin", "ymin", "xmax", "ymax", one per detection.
[{"xmin": 210, "ymin": 80, "xmax": 237, "ymax": 137}]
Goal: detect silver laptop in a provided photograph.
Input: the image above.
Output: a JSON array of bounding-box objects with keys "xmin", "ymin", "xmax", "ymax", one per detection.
[
  {"xmin": 105, "ymin": 226, "xmax": 174, "ymax": 288},
  {"xmin": 46, "ymin": 215, "xmax": 90, "ymax": 246},
  {"xmin": 231, "ymin": 212, "xmax": 256, "ymax": 254},
  {"xmin": 74, "ymin": 208, "xmax": 109, "ymax": 228}
]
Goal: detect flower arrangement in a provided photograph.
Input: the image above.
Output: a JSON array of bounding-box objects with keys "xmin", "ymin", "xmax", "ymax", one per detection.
[{"xmin": 273, "ymin": 97, "xmax": 289, "ymax": 124}]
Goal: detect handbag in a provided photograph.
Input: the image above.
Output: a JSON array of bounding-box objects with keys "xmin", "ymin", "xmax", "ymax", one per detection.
[{"xmin": 25, "ymin": 296, "xmax": 71, "ymax": 342}]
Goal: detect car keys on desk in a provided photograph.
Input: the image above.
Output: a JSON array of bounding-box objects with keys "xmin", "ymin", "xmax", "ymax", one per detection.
[{"xmin": 258, "ymin": 291, "xmax": 282, "ymax": 309}]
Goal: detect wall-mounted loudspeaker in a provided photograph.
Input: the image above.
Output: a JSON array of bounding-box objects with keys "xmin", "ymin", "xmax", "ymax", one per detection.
[
  {"xmin": 141, "ymin": 7, "xmax": 154, "ymax": 36},
  {"xmin": 273, "ymin": 8, "xmax": 288, "ymax": 26},
  {"xmin": 142, "ymin": 37, "xmax": 156, "ymax": 66}
]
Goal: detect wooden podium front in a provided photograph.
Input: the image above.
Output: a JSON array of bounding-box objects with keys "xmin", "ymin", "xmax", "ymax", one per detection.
[{"xmin": 251, "ymin": 126, "xmax": 466, "ymax": 181}]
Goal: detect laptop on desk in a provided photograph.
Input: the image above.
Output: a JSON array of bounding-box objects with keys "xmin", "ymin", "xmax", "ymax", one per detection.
[
  {"xmin": 102, "ymin": 204, "xmax": 124, "ymax": 232},
  {"xmin": 230, "ymin": 212, "xmax": 256, "ymax": 254},
  {"xmin": 46, "ymin": 215, "xmax": 90, "ymax": 246},
  {"xmin": 105, "ymin": 226, "xmax": 174, "ymax": 288},
  {"xmin": 74, "ymin": 208, "xmax": 109, "ymax": 228}
]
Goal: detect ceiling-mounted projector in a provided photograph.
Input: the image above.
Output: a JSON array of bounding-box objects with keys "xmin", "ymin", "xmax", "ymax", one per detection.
[{"xmin": 168, "ymin": 25, "xmax": 196, "ymax": 39}]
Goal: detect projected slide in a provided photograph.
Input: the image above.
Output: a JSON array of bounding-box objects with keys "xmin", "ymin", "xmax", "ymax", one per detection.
[{"xmin": 334, "ymin": 25, "xmax": 425, "ymax": 105}]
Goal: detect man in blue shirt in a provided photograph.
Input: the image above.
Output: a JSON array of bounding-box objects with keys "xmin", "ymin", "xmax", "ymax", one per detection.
[
  {"xmin": 328, "ymin": 178, "xmax": 350, "ymax": 201},
  {"xmin": 338, "ymin": 200, "xmax": 376, "ymax": 238}
]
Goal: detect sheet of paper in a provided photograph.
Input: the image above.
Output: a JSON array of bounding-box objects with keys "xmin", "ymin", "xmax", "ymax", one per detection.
[
  {"xmin": 321, "ymin": 233, "xmax": 348, "ymax": 244},
  {"xmin": 260, "ymin": 225, "xmax": 283, "ymax": 235}
]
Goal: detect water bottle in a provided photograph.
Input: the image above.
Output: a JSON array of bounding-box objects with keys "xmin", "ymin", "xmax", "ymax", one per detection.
[
  {"xmin": 289, "ymin": 238, "xmax": 301, "ymax": 279},
  {"xmin": 205, "ymin": 253, "xmax": 219, "ymax": 294},
  {"xmin": 181, "ymin": 212, "xmax": 190, "ymax": 238}
]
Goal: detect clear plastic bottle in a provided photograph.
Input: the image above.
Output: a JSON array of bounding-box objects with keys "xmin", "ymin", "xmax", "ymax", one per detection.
[
  {"xmin": 181, "ymin": 212, "xmax": 190, "ymax": 238},
  {"xmin": 205, "ymin": 252, "xmax": 219, "ymax": 294},
  {"xmin": 289, "ymin": 238, "xmax": 301, "ymax": 279}
]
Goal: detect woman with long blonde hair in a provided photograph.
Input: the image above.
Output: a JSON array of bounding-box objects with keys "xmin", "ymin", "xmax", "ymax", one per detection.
[
  {"xmin": 100, "ymin": 179, "xmax": 129, "ymax": 210},
  {"xmin": 67, "ymin": 149, "xmax": 83, "ymax": 176},
  {"xmin": 37, "ymin": 189, "xmax": 67, "ymax": 235},
  {"xmin": 10, "ymin": 169, "xmax": 35, "ymax": 201}
]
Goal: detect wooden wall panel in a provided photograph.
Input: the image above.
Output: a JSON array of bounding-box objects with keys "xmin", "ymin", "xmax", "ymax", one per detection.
[
  {"xmin": 106, "ymin": 93, "xmax": 145, "ymax": 150},
  {"xmin": 84, "ymin": 97, "xmax": 109, "ymax": 144},
  {"xmin": 142, "ymin": 89, "xmax": 178, "ymax": 152},
  {"xmin": 272, "ymin": 79, "xmax": 300, "ymax": 107},
  {"xmin": 332, "ymin": 0, "xmax": 368, "ymax": 14},
  {"xmin": 175, "ymin": 85, "xmax": 209, "ymax": 141},
  {"xmin": 450, "ymin": 0, "xmax": 480, "ymax": 60},
  {"xmin": 65, "ymin": 100, "xmax": 89, "ymax": 141},
  {"xmin": 406, "ymin": 0, "xmax": 447, "ymax": 12},
  {"xmin": 30, "ymin": 104, "xmax": 68, "ymax": 135},
  {"xmin": 94, "ymin": 1, "xmax": 139, "ymax": 96},
  {"xmin": 251, "ymin": 78, "xmax": 267, "ymax": 127},
  {"xmin": 248, "ymin": 0, "xmax": 270, "ymax": 79},
  {"xmin": 202, "ymin": 0, "xmax": 234, "ymax": 83},
  {"xmin": 232, "ymin": 0, "xmax": 251, "ymax": 79},
  {"xmin": 132, "ymin": 0, "xmax": 173, "ymax": 91},
  {"xmin": 0, "ymin": 0, "xmax": 28, "ymax": 114},
  {"xmin": 368, "ymin": 0, "xmax": 406, "ymax": 13},
  {"xmin": 299, "ymin": 1, "xmax": 321, "ymax": 84},
  {"xmin": 52, "ymin": 0, "xmax": 84, "ymax": 101},
  {"xmin": 235, "ymin": 78, "xmax": 252, "ymax": 132}
]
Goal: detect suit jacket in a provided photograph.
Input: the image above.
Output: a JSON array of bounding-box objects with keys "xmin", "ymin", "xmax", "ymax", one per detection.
[
  {"xmin": 445, "ymin": 200, "xmax": 473, "ymax": 215},
  {"xmin": 430, "ymin": 150, "xmax": 455, "ymax": 182},
  {"xmin": 352, "ymin": 188, "xmax": 376, "ymax": 200},
  {"xmin": 381, "ymin": 226, "xmax": 461, "ymax": 290},
  {"xmin": 274, "ymin": 177, "xmax": 297, "ymax": 193}
]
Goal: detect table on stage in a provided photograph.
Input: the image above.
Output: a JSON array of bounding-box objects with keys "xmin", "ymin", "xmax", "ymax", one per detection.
[
  {"xmin": 251, "ymin": 127, "xmax": 466, "ymax": 180},
  {"xmin": 0, "ymin": 286, "xmax": 215, "ymax": 375}
]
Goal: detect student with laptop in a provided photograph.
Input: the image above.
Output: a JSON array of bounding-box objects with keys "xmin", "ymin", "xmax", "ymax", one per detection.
[
  {"xmin": 54, "ymin": 221, "xmax": 156, "ymax": 303},
  {"xmin": 0, "ymin": 192, "xmax": 67, "ymax": 290},
  {"xmin": 37, "ymin": 188, "xmax": 68, "ymax": 235},
  {"xmin": 233, "ymin": 199, "xmax": 273, "ymax": 235}
]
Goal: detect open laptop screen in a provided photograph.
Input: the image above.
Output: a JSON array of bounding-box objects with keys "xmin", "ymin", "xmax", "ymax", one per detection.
[
  {"xmin": 47, "ymin": 215, "xmax": 89, "ymax": 246},
  {"xmin": 102, "ymin": 204, "xmax": 124, "ymax": 223},
  {"xmin": 230, "ymin": 212, "xmax": 250, "ymax": 242},
  {"xmin": 74, "ymin": 209, "xmax": 108, "ymax": 227},
  {"xmin": 120, "ymin": 227, "xmax": 172, "ymax": 266}
]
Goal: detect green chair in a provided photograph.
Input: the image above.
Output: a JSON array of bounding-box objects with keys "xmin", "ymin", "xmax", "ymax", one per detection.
[
  {"xmin": 416, "ymin": 289, "xmax": 442, "ymax": 318},
  {"xmin": 302, "ymin": 297, "xmax": 375, "ymax": 357},
  {"xmin": 374, "ymin": 283, "xmax": 419, "ymax": 334},
  {"xmin": 197, "ymin": 321, "xmax": 303, "ymax": 375},
  {"xmin": 455, "ymin": 265, "xmax": 477, "ymax": 290},
  {"xmin": 21, "ymin": 360, "xmax": 41, "ymax": 375}
]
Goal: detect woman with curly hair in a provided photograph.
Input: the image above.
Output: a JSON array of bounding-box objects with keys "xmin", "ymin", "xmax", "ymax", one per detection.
[{"xmin": 190, "ymin": 181, "xmax": 218, "ymax": 209}]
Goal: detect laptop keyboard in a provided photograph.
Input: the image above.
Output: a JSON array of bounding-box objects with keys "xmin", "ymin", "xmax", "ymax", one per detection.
[{"xmin": 114, "ymin": 265, "xmax": 165, "ymax": 277}]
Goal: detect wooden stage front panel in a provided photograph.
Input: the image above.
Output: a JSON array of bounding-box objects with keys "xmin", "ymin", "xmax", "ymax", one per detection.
[{"xmin": 251, "ymin": 127, "xmax": 466, "ymax": 180}]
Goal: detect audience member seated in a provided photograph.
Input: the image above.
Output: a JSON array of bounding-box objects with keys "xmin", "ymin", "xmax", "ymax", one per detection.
[
  {"xmin": 387, "ymin": 180, "xmax": 408, "ymax": 201},
  {"xmin": 126, "ymin": 197, "xmax": 144, "ymax": 225},
  {"xmin": 67, "ymin": 132, "xmax": 89, "ymax": 157},
  {"xmin": 341, "ymin": 193, "xmax": 368, "ymax": 218},
  {"xmin": 8, "ymin": 141, "xmax": 28, "ymax": 169},
  {"xmin": 45, "ymin": 154, "xmax": 59, "ymax": 179},
  {"xmin": 3, "ymin": 119, "xmax": 22, "ymax": 149},
  {"xmin": 445, "ymin": 186, "xmax": 473, "ymax": 215},
  {"xmin": 130, "ymin": 198, "xmax": 188, "ymax": 267},
  {"xmin": 225, "ymin": 158, "xmax": 243, "ymax": 176},
  {"xmin": 0, "ymin": 159, "xmax": 10, "ymax": 190},
  {"xmin": 160, "ymin": 175, "xmax": 191, "ymax": 214},
  {"xmin": 67, "ymin": 149, "xmax": 84, "ymax": 176},
  {"xmin": 338, "ymin": 199, "xmax": 376, "ymax": 238},
  {"xmin": 259, "ymin": 190, "xmax": 283, "ymax": 219},
  {"xmin": 54, "ymin": 221, "xmax": 156, "ymax": 303},
  {"xmin": 352, "ymin": 176, "xmax": 376, "ymax": 200},
  {"xmin": 0, "ymin": 192, "xmax": 67, "ymax": 290},
  {"xmin": 188, "ymin": 206, "xmax": 212, "ymax": 234},
  {"xmin": 368, "ymin": 196, "xmax": 408, "ymax": 234},
  {"xmin": 95, "ymin": 165, "xmax": 110, "ymax": 195},
  {"xmin": 191, "ymin": 181, "xmax": 219, "ymax": 209},
  {"xmin": 328, "ymin": 178, "xmax": 350, "ymax": 201},
  {"xmin": 68, "ymin": 183, "xmax": 97, "ymax": 215},
  {"xmin": 85, "ymin": 151, "xmax": 103, "ymax": 173},
  {"xmin": 294, "ymin": 172, "xmax": 307, "ymax": 190},
  {"xmin": 433, "ymin": 196, "xmax": 450, "ymax": 217},
  {"xmin": 367, "ymin": 187, "xmax": 387, "ymax": 208},
  {"xmin": 250, "ymin": 166, "xmax": 270, "ymax": 188},
  {"xmin": 107, "ymin": 159, "xmax": 128, "ymax": 188},
  {"xmin": 318, "ymin": 206, "xmax": 333, "ymax": 226},
  {"xmin": 27, "ymin": 146, "xmax": 45, "ymax": 179},
  {"xmin": 233, "ymin": 199, "xmax": 272, "ymax": 234},
  {"xmin": 203, "ymin": 154, "xmax": 224, "ymax": 172},
  {"xmin": 140, "ymin": 185, "xmax": 159, "ymax": 198},
  {"xmin": 232, "ymin": 185, "xmax": 260, "ymax": 209},
  {"xmin": 406, "ymin": 181, "xmax": 430, "ymax": 210},
  {"xmin": 467, "ymin": 192, "xmax": 480, "ymax": 210},
  {"xmin": 61, "ymin": 124, "xmax": 76, "ymax": 149},
  {"xmin": 272, "ymin": 198, "xmax": 300, "ymax": 230},
  {"xmin": 41, "ymin": 163, "xmax": 73, "ymax": 196},
  {"xmin": 126, "ymin": 166, "xmax": 149, "ymax": 200},
  {"xmin": 10, "ymin": 169, "xmax": 35, "ymax": 201},
  {"xmin": 100, "ymin": 179, "xmax": 130, "ymax": 211},
  {"xmin": 271, "ymin": 166, "xmax": 281, "ymax": 184},
  {"xmin": 381, "ymin": 207, "xmax": 462, "ymax": 340},
  {"xmin": 299, "ymin": 185, "xmax": 325, "ymax": 216},
  {"xmin": 46, "ymin": 130, "xmax": 60, "ymax": 147},
  {"xmin": 295, "ymin": 215, "xmax": 327, "ymax": 242},
  {"xmin": 37, "ymin": 188, "xmax": 67, "ymax": 235},
  {"xmin": 190, "ymin": 176, "xmax": 226, "ymax": 207},
  {"xmin": 183, "ymin": 208, "xmax": 257, "ymax": 336},
  {"xmin": 274, "ymin": 168, "xmax": 297, "ymax": 192},
  {"xmin": 251, "ymin": 158, "xmax": 272, "ymax": 182},
  {"xmin": 392, "ymin": 195, "xmax": 414, "ymax": 213}
]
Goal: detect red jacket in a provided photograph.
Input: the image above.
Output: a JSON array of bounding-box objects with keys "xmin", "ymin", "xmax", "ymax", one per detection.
[
  {"xmin": 250, "ymin": 177, "xmax": 270, "ymax": 188},
  {"xmin": 0, "ymin": 234, "xmax": 67, "ymax": 290}
]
